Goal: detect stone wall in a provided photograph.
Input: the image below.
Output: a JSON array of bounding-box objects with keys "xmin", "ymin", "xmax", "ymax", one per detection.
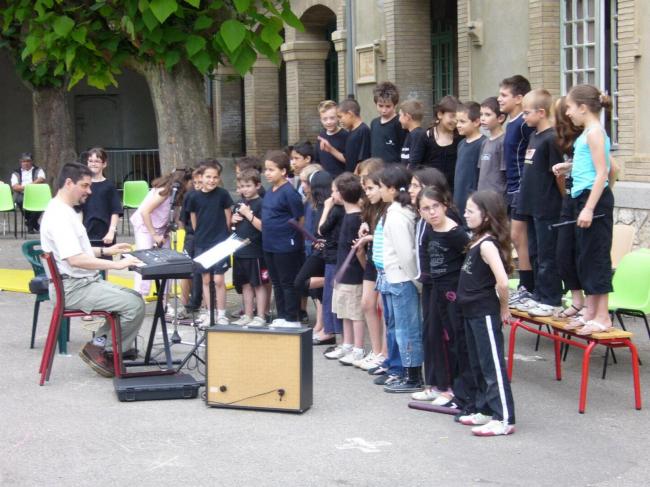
[{"xmin": 614, "ymin": 208, "xmax": 650, "ymax": 249}]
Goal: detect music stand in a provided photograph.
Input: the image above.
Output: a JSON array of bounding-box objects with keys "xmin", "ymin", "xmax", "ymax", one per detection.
[{"xmin": 176, "ymin": 235, "xmax": 250, "ymax": 372}]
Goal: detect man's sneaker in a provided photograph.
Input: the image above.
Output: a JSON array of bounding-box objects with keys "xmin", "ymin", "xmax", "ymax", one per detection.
[
  {"xmin": 528, "ymin": 304, "xmax": 559, "ymax": 317},
  {"xmin": 374, "ymin": 373, "xmax": 401, "ymax": 386},
  {"xmin": 271, "ymin": 320, "xmax": 301, "ymax": 328},
  {"xmin": 471, "ymin": 420, "xmax": 515, "ymax": 437},
  {"xmin": 340, "ymin": 348, "xmax": 365, "ymax": 366},
  {"xmin": 515, "ymin": 298, "xmax": 539, "ymax": 312},
  {"xmin": 78, "ymin": 343, "xmax": 114, "ymax": 378},
  {"xmin": 248, "ymin": 316, "xmax": 267, "ymax": 327},
  {"xmin": 232, "ymin": 315, "xmax": 253, "ymax": 326},
  {"xmin": 411, "ymin": 389, "xmax": 440, "ymax": 401},
  {"xmin": 324, "ymin": 346, "xmax": 350, "ymax": 360},
  {"xmin": 383, "ymin": 378, "xmax": 424, "ymax": 394},
  {"xmin": 216, "ymin": 315, "xmax": 230, "ymax": 325},
  {"xmin": 459, "ymin": 412, "xmax": 492, "ymax": 426}
]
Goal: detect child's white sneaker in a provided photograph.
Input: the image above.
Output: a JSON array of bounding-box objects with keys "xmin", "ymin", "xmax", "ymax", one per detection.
[
  {"xmin": 232, "ymin": 315, "xmax": 253, "ymax": 326},
  {"xmin": 248, "ymin": 316, "xmax": 267, "ymax": 327},
  {"xmin": 324, "ymin": 345, "xmax": 350, "ymax": 360},
  {"xmin": 340, "ymin": 348, "xmax": 364, "ymax": 366},
  {"xmin": 411, "ymin": 389, "xmax": 440, "ymax": 401},
  {"xmin": 471, "ymin": 420, "xmax": 515, "ymax": 436}
]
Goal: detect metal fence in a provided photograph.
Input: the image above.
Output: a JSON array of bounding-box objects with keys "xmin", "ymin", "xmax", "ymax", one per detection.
[{"xmin": 105, "ymin": 149, "xmax": 160, "ymax": 189}]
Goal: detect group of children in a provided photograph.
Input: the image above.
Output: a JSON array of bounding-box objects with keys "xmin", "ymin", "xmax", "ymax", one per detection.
[
  {"xmin": 77, "ymin": 74, "xmax": 615, "ymax": 438},
  {"xmin": 260, "ymin": 75, "xmax": 611, "ymax": 438}
]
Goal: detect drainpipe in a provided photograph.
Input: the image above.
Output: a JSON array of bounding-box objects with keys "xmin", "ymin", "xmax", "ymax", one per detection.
[{"xmin": 345, "ymin": 0, "xmax": 355, "ymax": 99}]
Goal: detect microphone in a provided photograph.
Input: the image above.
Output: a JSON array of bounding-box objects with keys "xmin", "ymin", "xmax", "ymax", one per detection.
[{"xmin": 170, "ymin": 181, "xmax": 181, "ymax": 206}]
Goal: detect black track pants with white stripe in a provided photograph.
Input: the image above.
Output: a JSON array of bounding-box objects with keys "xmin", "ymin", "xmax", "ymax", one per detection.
[{"xmin": 464, "ymin": 314, "xmax": 516, "ymax": 424}]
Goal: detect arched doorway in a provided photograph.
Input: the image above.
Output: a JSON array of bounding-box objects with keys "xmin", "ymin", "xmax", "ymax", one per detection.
[{"xmin": 281, "ymin": 4, "xmax": 338, "ymax": 144}]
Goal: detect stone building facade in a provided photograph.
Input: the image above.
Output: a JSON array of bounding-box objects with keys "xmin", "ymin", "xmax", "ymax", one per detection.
[
  {"xmin": 212, "ymin": 0, "xmax": 647, "ymax": 246},
  {"xmin": 0, "ymin": 1, "xmax": 647, "ymax": 245}
]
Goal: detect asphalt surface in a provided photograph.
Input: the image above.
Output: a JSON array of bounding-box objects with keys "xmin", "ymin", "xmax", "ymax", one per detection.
[{"xmin": 1, "ymin": 233, "xmax": 649, "ymax": 487}]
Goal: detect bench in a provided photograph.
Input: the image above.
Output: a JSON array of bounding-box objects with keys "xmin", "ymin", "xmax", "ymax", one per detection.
[{"xmin": 507, "ymin": 310, "xmax": 642, "ymax": 413}]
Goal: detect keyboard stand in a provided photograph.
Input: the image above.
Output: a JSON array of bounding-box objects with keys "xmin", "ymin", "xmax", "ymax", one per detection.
[{"xmin": 119, "ymin": 276, "xmax": 189, "ymax": 377}]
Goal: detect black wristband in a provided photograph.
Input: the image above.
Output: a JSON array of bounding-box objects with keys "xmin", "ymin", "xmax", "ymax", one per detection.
[{"xmin": 100, "ymin": 248, "xmax": 104, "ymax": 257}]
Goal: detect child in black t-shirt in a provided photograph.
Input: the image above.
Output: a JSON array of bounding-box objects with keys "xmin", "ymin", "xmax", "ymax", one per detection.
[
  {"xmin": 427, "ymin": 95, "xmax": 462, "ymax": 188},
  {"xmin": 316, "ymin": 186, "xmax": 345, "ymax": 343},
  {"xmin": 498, "ymin": 75, "xmax": 535, "ymax": 297},
  {"xmin": 80, "ymin": 147, "xmax": 122, "ymax": 322},
  {"xmin": 416, "ymin": 186, "xmax": 475, "ymax": 413},
  {"xmin": 315, "ymin": 100, "xmax": 348, "ymax": 177},
  {"xmin": 457, "ymin": 191, "xmax": 515, "ymax": 437},
  {"xmin": 290, "ymin": 141, "xmax": 315, "ymax": 196},
  {"xmin": 399, "ymin": 99, "xmax": 431, "ymax": 168},
  {"xmin": 514, "ymin": 89, "xmax": 564, "ymax": 317},
  {"xmin": 320, "ymin": 99, "xmax": 370, "ymax": 173},
  {"xmin": 179, "ymin": 167, "xmax": 204, "ymax": 313},
  {"xmin": 325, "ymin": 173, "xmax": 366, "ymax": 364},
  {"xmin": 370, "ymin": 81, "xmax": 407, "ymax": 163},
  {"xmin": 81, "ymin": 148, "xmax": 121, "ymax": 247},
  {"xmin": 453, "ymin": 102, "xmax": 485, "ymax": 222},
  {"xmin": 230, "ymin": 169, "xmax": 268, "ymax": 327},
  {"xmin": 188, "ymin": 160, "xmax": 233, "ymax": 325}
]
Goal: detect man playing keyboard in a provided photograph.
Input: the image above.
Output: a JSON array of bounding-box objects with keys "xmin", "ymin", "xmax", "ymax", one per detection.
[{"xmin": 40, "ymin": 162, "xmax": 145, "ymax": 378}]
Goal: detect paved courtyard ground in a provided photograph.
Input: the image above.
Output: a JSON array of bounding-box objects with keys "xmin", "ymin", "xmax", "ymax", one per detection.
[{"xmin": 0, "ymin": 233, "xmax": 648, "ymax": 486}]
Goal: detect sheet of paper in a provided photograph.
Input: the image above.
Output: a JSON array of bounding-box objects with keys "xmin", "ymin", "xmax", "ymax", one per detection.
[{"xmin": 193, "ymin": 235, "xmax": 249, "ymax": 268}]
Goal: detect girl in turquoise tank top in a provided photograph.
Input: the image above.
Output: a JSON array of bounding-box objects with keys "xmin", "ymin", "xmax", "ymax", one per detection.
[{"xmin": 564, "ymin": 84, "xmax": 615, "ymax": 334}]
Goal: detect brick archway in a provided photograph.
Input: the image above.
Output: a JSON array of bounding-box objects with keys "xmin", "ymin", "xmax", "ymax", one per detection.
[{"xmin": 281, "ymin": 3, "xmax": 341, "ymax": 144}]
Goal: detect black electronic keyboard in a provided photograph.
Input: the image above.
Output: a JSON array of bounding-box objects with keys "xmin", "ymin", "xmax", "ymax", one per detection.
[{"xmin": 127, "ymin": 248, "xmax": 194, "ymax": 279}]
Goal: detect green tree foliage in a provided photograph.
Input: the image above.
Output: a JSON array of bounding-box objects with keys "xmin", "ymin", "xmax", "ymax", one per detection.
[{"xmin": 1, "ymin": 0, "xmax": 303, "ymax": 90}]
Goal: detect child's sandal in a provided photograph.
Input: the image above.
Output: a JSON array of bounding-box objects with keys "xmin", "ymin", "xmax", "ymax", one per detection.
[
  {"xmin": 554, "ymin": 304, "xmax": 583, "ymax": 321},
  {"xmin": 576, "ymin": 320, "xmax": 612, "ymax": 336},
  {"xmin": 563, "ymin": 315, "xmax": 587, "ymax": 330}
]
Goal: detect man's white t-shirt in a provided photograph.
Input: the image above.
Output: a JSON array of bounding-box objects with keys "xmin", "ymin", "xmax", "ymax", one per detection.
[
  {"xmin": 40, "ymin": 197, "xmax": 97, "ymax": 278},
  {"xmin": 10, "ymin": 167, "xmax": 46, "ymax": 186}
]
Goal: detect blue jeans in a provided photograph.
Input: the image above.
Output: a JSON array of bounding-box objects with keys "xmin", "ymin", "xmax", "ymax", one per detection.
[{"xmin": 377, "ymin": 272, "xmax": 423, "ymax": 368}]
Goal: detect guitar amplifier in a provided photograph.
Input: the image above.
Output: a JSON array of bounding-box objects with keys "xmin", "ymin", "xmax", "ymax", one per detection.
[{"xmin": 205, "ymin": 326, "xmax": 312, "ymax": 413}]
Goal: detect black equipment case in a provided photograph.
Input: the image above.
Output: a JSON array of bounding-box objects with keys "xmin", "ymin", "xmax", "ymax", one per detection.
[{"xmin": 113, "ymin": 373, "xmax": 202, "ymax": 402}]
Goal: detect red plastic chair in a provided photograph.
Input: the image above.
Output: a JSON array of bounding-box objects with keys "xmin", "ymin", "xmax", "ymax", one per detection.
[{"xmin": 39, "ymin": 253, "xmax": 125, "ymax": 385}]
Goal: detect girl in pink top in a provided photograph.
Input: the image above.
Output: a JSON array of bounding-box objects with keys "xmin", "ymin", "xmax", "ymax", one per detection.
[{"xmin": 130, "ymin": 169, "xmax": 192, "ymax": 295}]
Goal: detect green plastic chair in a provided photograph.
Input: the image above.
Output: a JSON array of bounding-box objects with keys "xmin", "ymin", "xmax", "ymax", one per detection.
[
  {"xmin": 23, "ymin": 183, "xmax": 52, "ymax": 211},
  {"xmin": 608, "ymin": 250, "xmax": 650, "ymax": 340},
  {"xmin": 22, "ymin": 240, "xmax": 71, "ymax": 353},
  {"xmin": 0, "ymin": 183, "xmax": 17, "ymax": 238},
  {"xmin": 121, "ymin": 180, "xmax": 149, "ymax": 235},
  {"xmin": 21, "ymin": 183, "xmax": 52, "ymax": 237}
]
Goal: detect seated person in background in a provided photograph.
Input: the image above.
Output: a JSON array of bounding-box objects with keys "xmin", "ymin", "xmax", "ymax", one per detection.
[
  {"xmin": 40, "ymin": 162, "xmax": 145, "ymax": 378},
  {"xmin": 11, "ymin": 152, "xmax": 46, "ymax": 234}
]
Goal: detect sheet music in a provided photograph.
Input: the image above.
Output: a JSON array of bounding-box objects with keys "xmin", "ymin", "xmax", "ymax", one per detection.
[{"xmin": 193, "ymin": 235, "xmax": 250, "ymax": 268}]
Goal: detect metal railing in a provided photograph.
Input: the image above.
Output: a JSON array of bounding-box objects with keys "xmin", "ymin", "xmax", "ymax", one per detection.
[{"xmin": 105, "ymin": 149, "xmax": 160, "ymax": 189}]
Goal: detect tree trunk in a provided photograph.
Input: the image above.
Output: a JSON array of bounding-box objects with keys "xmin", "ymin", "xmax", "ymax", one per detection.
[
  {"xmin": 32, "ymin": 86, "xmax": 77, "ymax": 188},
  {"xmin": 138, "ymin": 59, "xmax": 216, "ymax": 174}
]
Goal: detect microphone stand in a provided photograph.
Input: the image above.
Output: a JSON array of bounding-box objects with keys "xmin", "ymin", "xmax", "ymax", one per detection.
[{"xmin": 165, "ymin": 184, "xmax": 182, "ymax": 344}]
